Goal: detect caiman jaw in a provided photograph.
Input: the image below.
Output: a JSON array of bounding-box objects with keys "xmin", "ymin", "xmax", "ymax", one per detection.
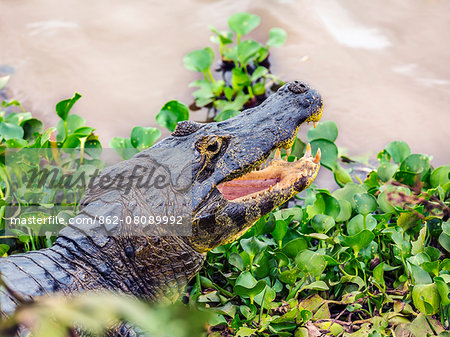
[{"xmin": 217, "ymin": 143, "xmax": 321, "ymax": 204}]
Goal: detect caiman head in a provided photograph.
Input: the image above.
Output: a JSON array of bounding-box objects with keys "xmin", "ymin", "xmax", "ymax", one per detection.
[{"xmin": 149, "ymin": 81, "xmax": 323, "ymax": 253}]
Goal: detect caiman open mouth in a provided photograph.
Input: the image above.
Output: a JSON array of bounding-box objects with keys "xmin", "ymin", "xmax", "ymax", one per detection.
[{"xmin": 217, "ymin": 143, "xmax": 321, "ymax": 203}]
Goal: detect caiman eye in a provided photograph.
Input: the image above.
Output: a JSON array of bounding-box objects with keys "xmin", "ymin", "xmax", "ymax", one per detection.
[
  {"xmin": 195, "ymin": 135, "xmax": 229, "ymax": 156},
  {"xmin": 206, "ymin": 141, "xmax": 219, "ymax": 154}
]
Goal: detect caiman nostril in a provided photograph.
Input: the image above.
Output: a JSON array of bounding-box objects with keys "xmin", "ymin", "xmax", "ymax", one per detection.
[{"xmin": 288, "ymin": 81, "xmax": 309, "ymax": 94}]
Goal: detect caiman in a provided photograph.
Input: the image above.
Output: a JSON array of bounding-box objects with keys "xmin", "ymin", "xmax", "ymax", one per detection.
[{"xmin": 0, "ymin": 81, "xmax": 323, "ymax": 334}]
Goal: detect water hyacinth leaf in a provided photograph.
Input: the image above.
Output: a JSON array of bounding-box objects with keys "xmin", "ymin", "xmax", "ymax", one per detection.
[
  {"xmin": 73, "ymin": 126, "xmax": 95, "ymax": 137},
  {"xmin": 156, "ymin": 100, "xmax": 189, "ymax": 132},
  {"xmin": 397, "ymin": 154, "xmax": 431, "ymax": 184},
  {"xmin": 335, "ymin": 199, "xmax": 352, "ymax": 222},
  {"xmin": 234, "ymin": 271, "xmax": 266, "ymax": 300},
  {"xmin": 302, "ymin": 281, "xmax": 329, "ymax": 291},
  {"xmin": 110, "ymin": 137, "xmax": 139, "ymax": 160},
  {"xmin": 56, "ymin": 92, "xmax": 82, "ymax": 121},
  {"xmin": 232, "ymin": 67, "xmax": 251, "ymax": 90},
  {"xmin": 310, "ymin": 139, "xmax": 338, "ymax": 170},
  {"xmin": 307, "ymin": 120, "xmax": 338, "ymax": 142},
  {"xmin": 5, "ymin": 112, "xmax": 32, "ymax": 125},
  {"xmin": 332, "ymin": 183, "xmax": 366, "ymax": 209},
  {"xmin": 56, "ymin": 114, "xmax": 85, "ymax": 141},
  {"xmin": 373, "ymin": 262, "xmax": 385, "ymax": 288},
  {"xmin": 282, "ymin": 237, "xmax": 307, "ymax": 259},
  {"xmin": 267, "ymin": 27, "xmax": 287, "ymax": 47},
  {"xmin": 430, "ymin": 165, "xmax": 450, "ymax": 188},
  {"xmin": 250, "ymin": 66, "xmax": 268, "ymax": 82},
  {"xmin": 439, "ymin": 232, "xmax": 450, "ymax": 253},
  {"xmin": 334, "ymin": 165, "xmax": 353, "ymax": 187},
  {"xmin": 229, "ymin": 252, "xmax": 244, "ymax": 270},
  {"xmin": 252, "ymin": 82, "xmax": 265, "ymax": 96},
  {"xmin": 353, "ymin": 193, "xmax": 378, "ymax": 215},
  {"xmin": 412, "ymin": 283, "xmax": 440, "ymax": 315},
  {"xmin": 385, "ymin": 141, "xmax": 411, "ymax": 164},
  {"xmin": 228, "ymin": 12, "xmax": 260, "ymax": 36},
  {"xmin": 340, "ymin": 230, "xmax": 375, "ymax": 254},
  {"xmin": 237, "ymin": 40, "xmax": 263, "ymax": 66},
  {"xmin": 347, "ymin": 214, "xmax": 377, "ymax": 236},
  {"xmin": 5, "ymin": 138, "xmax": 27, "ymax": 148},
  {"xmin": 214, "ymin": 109, "xmax": 240, "ymax": 122},
  {"xmin": 130, "ymin": 127, "xmax": 161, "ymax": 151},
  {"xmin": 209, "ymin": 26, "xmax": 233, "ymax": 45},
  {"xmin": 311, "ymin": 214, "xmax": 335, "ymax": 234},
  {"xmin": 85, "ymin": 139, "xmax": 102, "ymax": 159},
  {"xmin": 254, "ymin": 285, "xmax": 276, "ymax": 309},
  {"xmin": 240, "ymin": 236, "xmax": 267, "ymax": 261},
  {"xmin": 0, "ymin": 244, "xmax": 9, "ymax": 255},
  {"xmin": 183, "ymin": 47, "xmax": 214, "ymax": 73},
  {"xmin": 434, "ymin": 276, "xmax": 450, "ymax": 306},
  {"xmin": 0, "ymin": 122, "xmax": 24, "ymax": 140},
  {"xmin": 377, "ymin": 190, "xmax": 395, "ymax": 213},
  {"xmin": 377, "ymin": 162, "xmax": 398, "ymax": 182},
  {"xmin": 22, "ymin": 118, "xmax": 44, "ymax": 139},
  {"xmin": 295, "ymin": 250, "xmax": 327, "ymax": 278},
  {"xmin": 306, "ymin": 191, "xmax": 340, "ymax": 219},
  {"xmin": 278, "ymin": 268, "xmax": 299, "ymax": 285}
]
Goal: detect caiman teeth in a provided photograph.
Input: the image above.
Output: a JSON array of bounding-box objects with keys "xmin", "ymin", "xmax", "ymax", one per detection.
[
  {"xmin": 286, "ymin": 148, "xmax": 291, "ymax": 158},
  {"xmin": 313, "ymin": 148, "xmax": 321, "ymax": 164},
  {"xmin": 313, "ymin": 121, "xmax": 318, "ymax": 128},
  {"xmin": 274, "ymin": 148, "xmax": 281, "ymax": 160},
  {"xmin": 304, "ymin": 143, "xmax": 312, "ymax": 157}
]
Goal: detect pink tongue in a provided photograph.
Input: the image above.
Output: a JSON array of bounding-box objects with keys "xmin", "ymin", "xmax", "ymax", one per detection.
[{"xmin": 217, "ymin": 178, "xmax": 279, "ymax": 201}]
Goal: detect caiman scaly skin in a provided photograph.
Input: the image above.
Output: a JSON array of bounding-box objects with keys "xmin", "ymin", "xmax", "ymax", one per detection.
[{"xmin": 0, "ymin": 81, "xmax": 323, "ymax": 333}]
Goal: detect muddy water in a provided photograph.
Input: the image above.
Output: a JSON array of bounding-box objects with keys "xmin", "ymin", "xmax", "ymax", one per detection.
[{"xmin": 0, "ymin": 0, "xmax": 449, "ymax": 167}]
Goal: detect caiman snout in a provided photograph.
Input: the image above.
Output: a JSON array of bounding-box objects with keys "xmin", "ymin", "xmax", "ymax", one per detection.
[{"xmin": 288, "ymin": 81, "xmax": 309, "ymax": 94}]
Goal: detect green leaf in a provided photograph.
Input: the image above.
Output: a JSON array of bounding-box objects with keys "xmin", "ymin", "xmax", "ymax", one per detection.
[
  {"xmin": 56, "ymin": 92, "xmax": 82, "ymax": 121},
  {"xmin": 234, "ymin": 271, "xmax": 266, "ymax": 300},
  {"xmin": 347, "ymin": 214, "xmax": 377, "ymax": 236},
  {"xmin": 210, "ymin": 26, "xmax": 233, "ymax": 45},
  {"xmin": 353, "ymin": 193, "xmax": 378, "ymax": 215},
  {"xmin": 385, "ymin": 141, "xmax": 411, "ymax": 164},
  {"xmin": 237, "ymin": 40, "xmax": 263, "ymax": 66},
  {"xmin": 373, "ymin": 263, "xmax": 385, "ymax": 289},
  {"xmin": 295, "ymin": 250, "xmax": 327, "ymax": 278},
  {"xmin": 155, "ymin": 100, "xmax": 189, "ymax": 132},
  {"xmin": 228, "ymin": 12, "xmax": 261, "ymax": 36},
  {"xmin": 340, "ymin": 230, "xmax": 375, "ymax": 254},
  {"xmin": 22, "ymin": 118, "xmax": 44, "ymax": 140},
  {"xmin": 302, "ymin": 280, "xmax": 329, "ymax": 291},
  {"xmin": 332, "ymin": 183, "xmax": 366, "ymax": 209},
  {"xmin": 215, "ymin": 109, "xmax": 240, "ymax": 122},
  {"xmin": 73, "ymin": 126, "xmax": 95, "ymax": 137},
  {"xmin": 5, "ymin": 112, "xmax": 32, "ymax": 125},
  {"xmin": 412, "ymin": 283, "xmax": 440, "ymax": 315},
  {"xmin": 240, "ymin": 237, "xmax": 267, "ymax": 261},
  {"xmin": 130, "ymin": 127, "xmax": 161, "ymax": 151},
  {"xmin": 183, "ymin": 47, "xmax": 214, "ymax": 73},
  {"xmin": 310, "ymin": 139, "xmax": 338, "ymax": 170},
  {"xmin": 439, "ymin": 232, "xmax": 450, "ymax": 253},
  {"xmin": 430, "ymin": 165, "xmax": 450, "ymax": 188},
  {"xmin": 254, "ymin": 285, "xmax": 276, "ymax": 309},
  {"xmin": 0, "ymin": 244, "xmax": 9, "ymax": 255},
  {"xmin": 307, "ymin": 121, "xmax": 338, "ymax": 142},
  {"xmin": 396, "ymin": 154, "xmax": 431, "ymax": 185},
  {"xmin": 229, "ymin": 252, "xmax": 244, "ymax": 271},
  {"xmin": 377, "ymin": 162, "xmax": 398, "ymax": 182},
  {"xmin": 109, "ymin": 137, "xmax": 138, "ymax": 160},
  {"xmin": 232, "ymin": 67, "xmax": 251, "ymax": 90},
  {"xmin": 56, "ymin": 114, "xmax": 85, "ymax": 141},
  {"xmin": 311, "ymin": 214, "xmax": 335, "ymax": 234},
  {"xmin": 333, "ymin": 165, "xmax": 353, "ymax": 187},
  {"xmin": 250, "ymin": 66, "xmax": 268, "ymax": 82},
  {"xmin": 335, "ymin": 199, "xmax": 352, "ymax": 222},
  {"xmin": 5, "ymin": 138, "xmax": 27, "ymax": 148},
  {"xmin": 267, "ymin": 28, "xmax": 287, "ymax": 47},
  {"xmin": 0, "ymin": 122, "xmax": 24, "ymax": 140},
  {"xmin": 307, "ymin": 191, "xmax": 341, "ymax": 220},
  {"xmin": 434, "ymin": 276, "xmax": 450, "ymax": 306},
  {"xmin": 282, "ymin": 237, "xmax": 308, "ymax": 259}
]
